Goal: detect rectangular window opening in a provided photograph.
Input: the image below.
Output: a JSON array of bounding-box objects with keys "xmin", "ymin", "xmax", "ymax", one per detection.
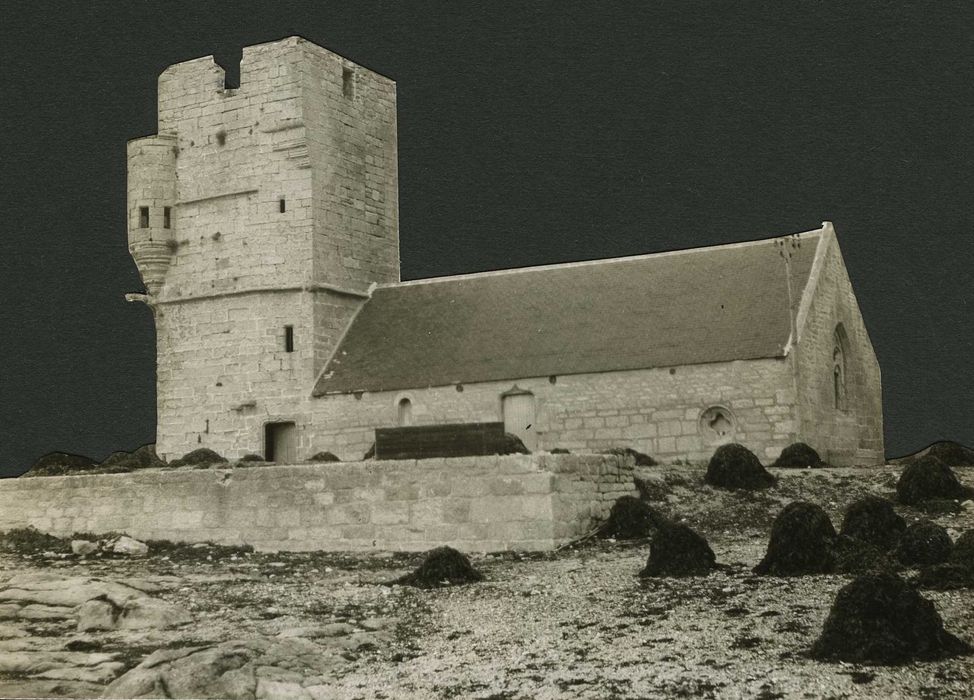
[
  {"xmin": 342, "ymin": 66, "xmax": 354, "ymax": 99},
  {"xmin": 264, "ymin": 421, "xmax": 297, "ymax": 462},
  {"xmin": 279, "ymin": 198, "xmax": 286, "ymax": 213},
  {"xmin": 139, "ymin": 206, "xmax": 149, "ymax": 228},
  {"xmin": 284, "ymin": 325, "xmax": 294, "ymax": 353},
  {"xmin": 163, "ymin": 206, "xmax": 171, "ymax": 229}
]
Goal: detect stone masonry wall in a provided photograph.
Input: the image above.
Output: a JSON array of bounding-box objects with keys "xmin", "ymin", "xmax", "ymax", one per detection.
[
  {"xmin": 155, "ymin": 40, "xmax": 315, "ymax": 300},
  {"xmin": 794, "ymin": 231, "xmax": 884, "ymax": 465},
  {"xmin": 0, "ymin": 455, "xmax": 634, "ymax": 553},
  {"xmin": 141, "ymin": 38, "xmax": 398, "ymax": 459},
  {"xmin": 300, "ymin": 43, "xmax": 400, "ymax": 296},
  {"xmin": 154, "ymin": 289, "xmax": 361, "ymax": 461},
  {"xmin": 307, "ymin": 358, "xmax": 798, "ymax": 464}
]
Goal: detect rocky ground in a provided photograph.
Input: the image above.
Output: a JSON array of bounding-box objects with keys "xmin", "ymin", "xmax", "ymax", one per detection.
[{"xmin": 1, "ymin": 465, "xmax": 972, "ymax": 699}]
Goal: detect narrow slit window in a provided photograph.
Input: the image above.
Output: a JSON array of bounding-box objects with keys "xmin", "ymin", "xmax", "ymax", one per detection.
[
  {"xmin": 163, "ymin": 207, "xmax": 171, "ymax": 229},
  {"xmin": 284, "ymin": 325, "xmax": 294, "ymax": 353},
  {"xmin": 342, "ymin": 66, "xmax": 354, "ymax": 99},
  {"xmin": 279, "ymin": 198, "xmax": 286, "ymax": 213},
  {"xmin": 139, "ymin": 206, "xmax": 149, "ymax": 228}
]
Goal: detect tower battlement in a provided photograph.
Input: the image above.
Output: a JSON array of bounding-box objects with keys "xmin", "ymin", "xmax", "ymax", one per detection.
[{"xmin": 128, "ymin": 36, "xmax": 399, "ymax": 303}]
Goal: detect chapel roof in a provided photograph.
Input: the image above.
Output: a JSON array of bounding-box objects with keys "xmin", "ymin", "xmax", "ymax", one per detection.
[{"xmin": 312, "ymin": 227, "xmax": 825, "ymax": 395}]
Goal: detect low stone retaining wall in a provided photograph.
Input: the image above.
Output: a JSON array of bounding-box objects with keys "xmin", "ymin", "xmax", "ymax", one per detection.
[{"xmin": 0, "ymin": 454, "xmax": 634, "ymax": 552}]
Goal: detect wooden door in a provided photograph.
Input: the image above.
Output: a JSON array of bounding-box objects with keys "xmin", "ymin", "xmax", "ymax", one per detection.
[
  {"xmin": 265, "ymin": 422, "xmax": 297, "ymax": 463},
  {"xmin": 502, "ymin": 392, "xmax": 537, "ymax": 450}
]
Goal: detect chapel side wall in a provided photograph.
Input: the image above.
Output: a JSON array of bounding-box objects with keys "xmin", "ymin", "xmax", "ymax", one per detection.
[
  {"xmin": 0, "ymin": 456, "xmax": 633, "ymax": 553},
  {"xmin": 794, "ymin": 234, "xmax": 884, "ymax": 465},
  {"xmin": 309, "ymin": 358, "xmax": 797, "ymax": 464}
]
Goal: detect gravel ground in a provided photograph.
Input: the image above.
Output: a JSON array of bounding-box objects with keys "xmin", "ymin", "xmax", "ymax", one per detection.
[{"xmin": 1, "ymin": 465, "xmax": 972, "ymax": 699}]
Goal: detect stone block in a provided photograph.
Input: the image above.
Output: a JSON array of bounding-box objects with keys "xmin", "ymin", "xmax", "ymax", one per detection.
[
  {"xmin": 408, "ymin": 500, "xmax": 442, "ymax": 527},
  {"xmin": 327, "ymin": 503, "xmax": 371, "ymax": 526},
  {"xmin": 487, "ymin": 477, "xmax": 526, "ymax": 496},
  {"xmin": 340, "ymin": 524, "xmax": 376, "ymax": 541},
  {"xmin": 450, "ymin": 478, "xmax": 490, "ymax": 499},
  {"xmin": 624, "ymin": 422, "xmax": 657, "ymax": 439},
  {"xmin": 417, "ymin": 479, "xmax": 452, "ymax": 498},
  {"xmin": 384, "ymin": 484, "xmax": 420, "ymax": 501},
  {"xmin": 441, "ymin": 499, "xmax": 471, "ymax": 524},
  {"xmin": 372, "ymin": 501, "xmax": 409, "ymax": 525},
  {"xmin": 423, "ymin": 524, "xmax": 461, "ymax": 543}
]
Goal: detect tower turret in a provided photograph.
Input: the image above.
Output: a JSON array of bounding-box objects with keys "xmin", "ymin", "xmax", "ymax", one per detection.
[{"xmin": 127, "ymin": 134, "xmax": 177, "ymax": 296}]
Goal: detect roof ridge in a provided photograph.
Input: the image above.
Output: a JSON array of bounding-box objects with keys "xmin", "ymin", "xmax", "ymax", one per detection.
[{"xmin": 381, "ymin": 225, "xmax": 826, "ymax": 289}]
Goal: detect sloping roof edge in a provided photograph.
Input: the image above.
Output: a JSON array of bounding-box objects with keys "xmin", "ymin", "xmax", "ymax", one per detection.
[
  {"xmin": 379, "ymin": 226, "xmax": 827, "ymax": 291},
  {"xmin": 794, "ymin": 221, "xmax": 835, "ymax": 344},
  {"xmin": 312, "ymin": 222, "xmax": 832, "ymax": 396}
]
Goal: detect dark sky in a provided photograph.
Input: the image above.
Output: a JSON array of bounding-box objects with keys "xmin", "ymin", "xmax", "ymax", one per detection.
[{"xmin": 2, "ymin": 1, "xmax": 972, "ymax": 476}]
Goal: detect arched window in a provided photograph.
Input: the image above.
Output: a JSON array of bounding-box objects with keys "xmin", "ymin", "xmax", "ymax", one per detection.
[
  {"xmin": 397, "ymin": 398, "xmax": 412, "ymax": 426},
  {"xmin": 833, "ymin": 325, "xmax": 848, "ymax": 410}
]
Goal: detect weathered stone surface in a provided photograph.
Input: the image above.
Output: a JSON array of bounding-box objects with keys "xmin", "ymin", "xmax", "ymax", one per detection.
[
  {"xmin": 35, "ymin": 662, "xmax": 126, "ymax": 684},
  {"xmin": 0, "ymin": 575, "xmax": 151, "ymax": 609},
  {"xmin": 278, "ymin": 622, "xmax": 355, "ymax": 639},
  {"xmin": 103, "ymin": 637, "xmax": 351, "ymax": 699},
  {"xmin": 0, "ymin": 624, "xmax": 28, "ymax": 639},
  {"xmin": 0, "ymin": 573, "xmax": 187, "ymax": 640},
  {"xmin": 77, "ymin": 594, "xmax": 190, "ymax": 633},
  {"xmin": 77, "ymin": 598, "xmax": 118, "ymax": 632},
  {"xmin": 0, "ymin": 603, "xmax": 74, "ymax": 621},
  {"xmin": 112, "ymin": 536, "xmax": 149, "ymax": 557},
  {"xmin": 103, "ymin": 641, "xmax": 262, "ymax": 699},
  {"xmin": 71, "ymin": 540, "xmax": 98, "ymax": 556},
  {"xmin": 0, "ymin": 455, "xmax": 634, "ymax": 552},
  {"xmin": 0, "ymin": 650, "xmax": 120, "ymax": 676}
]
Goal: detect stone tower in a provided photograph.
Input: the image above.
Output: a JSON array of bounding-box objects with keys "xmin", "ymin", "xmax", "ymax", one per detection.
[{"xmin": 126, "ymin": 37, "xmax": 399, "ymax": 460}]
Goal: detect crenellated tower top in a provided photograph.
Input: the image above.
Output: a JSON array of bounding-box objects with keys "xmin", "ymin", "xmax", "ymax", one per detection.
[{"xmin": 126, "ymin": 36, "xmax": 399, "ymax": 304}]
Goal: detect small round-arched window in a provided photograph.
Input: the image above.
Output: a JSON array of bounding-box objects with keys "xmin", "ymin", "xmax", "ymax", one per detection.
[
  {"xmin": 397, "ymin": 397, "xmax": 413, "ymax": 426},
  {"xmin": 699, "ymin": 406, "xmax": 736, "ymax": 443},
  {"xmin": 833, "ymin": 325, "xmax": 848, "ymax": 411}
]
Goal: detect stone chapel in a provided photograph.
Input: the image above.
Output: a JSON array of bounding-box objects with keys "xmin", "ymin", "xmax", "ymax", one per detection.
[{"xmin": 125, "ymin": 37, "xmax": 884, "ymax": 467}]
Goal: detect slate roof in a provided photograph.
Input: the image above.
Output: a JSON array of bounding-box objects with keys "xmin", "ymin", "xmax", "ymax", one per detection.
[{"xmin": 312, "ymin": 229, "xmax": 823, "ymax": 395}]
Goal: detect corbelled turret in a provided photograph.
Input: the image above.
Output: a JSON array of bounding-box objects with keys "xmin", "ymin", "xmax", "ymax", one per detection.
[{"xmin": 127, "ymin": 133, "xmax": 177, "ymax": 296}]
